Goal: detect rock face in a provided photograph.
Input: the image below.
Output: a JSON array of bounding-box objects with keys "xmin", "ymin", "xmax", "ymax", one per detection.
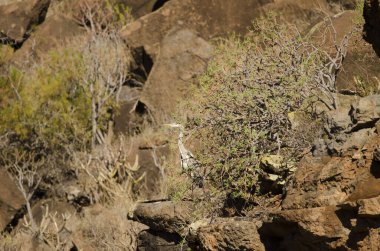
[
  {"xmin": 284, "ymin": 95, "xmax": 380, "ymax": 209},
  {"xmin": 0, "ymin": 0, "xmax": 51, "ymax": 46}
]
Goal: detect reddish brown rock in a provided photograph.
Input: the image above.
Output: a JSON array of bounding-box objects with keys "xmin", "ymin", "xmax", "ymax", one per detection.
[
  {"xmin": 0, "ymin": 0, "xmax": 51, "ymax": 45},
  {"xmin": 282, "ymin": 156, "xmax": 356, "ymax": 209},
  {"xmin": 194, "ymin": 218, "xmax": 265, "ymax": 251},
  {"xmin": 260, "ymin": 206, "xmax": 353, "ymax": 250}
]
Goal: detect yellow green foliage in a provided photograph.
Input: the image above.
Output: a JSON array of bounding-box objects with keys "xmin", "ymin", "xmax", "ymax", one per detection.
[
  {"xmin": 0, "ymin": 47, "xmax": 91, "ymax": 149},
  {"xmin": 354, "ymin": 0, "xmax": 365, "ymax": 26}
]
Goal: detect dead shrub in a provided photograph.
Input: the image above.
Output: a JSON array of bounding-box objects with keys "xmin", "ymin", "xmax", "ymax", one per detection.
[{"xmin": 72, "ymin": 135, "xmax": 144, "ymax": 205}]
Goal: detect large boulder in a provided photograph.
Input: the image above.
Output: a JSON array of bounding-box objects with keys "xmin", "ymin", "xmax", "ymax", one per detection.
[
  {"xmin": 138, "ymin": 28, "xmax": 212, "ymax": 122},
  {"xmin": 352, "ymin": 95, "xmax": 380, "ymax": 128},
  {"xmin": 132, "ymin": 201, "xmax": 194, "ymax": 234},
  {"xmin": 0, "ymin": 0, "xmax": 51, "ymax": 46},
  {"xmin": 11, "ymin": 14, "xmax": 84, "ymax": 65},
  {"xmin": 115, "ymin": 28, "xmax": 213, "ymax": 129}
]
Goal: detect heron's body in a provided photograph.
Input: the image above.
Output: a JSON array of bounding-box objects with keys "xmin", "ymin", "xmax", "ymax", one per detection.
[{"xmin": 166, "ymin": 123, "xmax": 198, "ymax": 172}]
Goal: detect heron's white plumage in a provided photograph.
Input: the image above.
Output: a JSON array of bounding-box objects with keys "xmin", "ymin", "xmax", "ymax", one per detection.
[{"xmin": 165, "ymin": 123, "xmax": 198, "ymax": 172}]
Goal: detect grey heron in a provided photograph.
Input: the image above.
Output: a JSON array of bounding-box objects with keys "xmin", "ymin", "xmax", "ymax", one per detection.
[{"xmin": 165, "ymin": 123, "xmax": 199, "ymax": 173}]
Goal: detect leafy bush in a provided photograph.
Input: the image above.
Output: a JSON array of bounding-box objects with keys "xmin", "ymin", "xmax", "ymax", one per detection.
[
  {"xmin": 0, "ymin": 48, "xmax": 90, "ymax": 149},
  {"xmin": 182, "ymin": 15, "xmax": 326, "ymax": 201}
]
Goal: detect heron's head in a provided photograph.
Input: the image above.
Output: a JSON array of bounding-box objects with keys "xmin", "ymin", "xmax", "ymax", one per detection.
[{"xmin": 164, "ymin": 123, "xmax": 184, "ymax": 131}]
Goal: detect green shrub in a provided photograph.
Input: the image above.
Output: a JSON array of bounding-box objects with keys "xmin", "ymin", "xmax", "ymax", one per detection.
[
  {"xmin": 0, "ymin": 48, "xmax": 91, "ymax": 151},
  {"xmin": 182, "ymin": 15, "xmax": 324, "ymax": 201}
]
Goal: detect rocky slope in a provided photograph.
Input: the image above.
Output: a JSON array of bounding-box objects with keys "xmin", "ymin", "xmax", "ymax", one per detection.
[
  {"xmin": 133, "ymin": 93, "xmax": 380, "ymax": 250},
  {"xmin": 1, "ymin": 0, "xmax": 380, "ymax": 250}
]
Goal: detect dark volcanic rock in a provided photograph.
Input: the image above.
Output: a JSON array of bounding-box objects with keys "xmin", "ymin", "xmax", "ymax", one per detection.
[
  {"xmin": 133, "ymin": 201, "xmax": 194, "ymax": 234},
  {"xmin": 124, "ymin": 0, "xmax": 169, "ymax": 18},
  {"xmin": 364, "ymin": 0, "xmax": 380, "ymax": 56},
  {"xmin": 138, "ymin": 230, "xmax": 187, "ymax": 251}
]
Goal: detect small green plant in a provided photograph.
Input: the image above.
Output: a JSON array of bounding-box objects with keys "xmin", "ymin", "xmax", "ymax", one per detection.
[
  {"xmin": 354, "ymin": 75, "xmax": 380, "ymax": 96},
  {"xmin": 353, "ymin": 0, "xmax": 365, "ymax": 26}
]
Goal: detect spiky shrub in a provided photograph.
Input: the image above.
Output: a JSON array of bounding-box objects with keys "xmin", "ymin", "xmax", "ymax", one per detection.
[{"xmin": 184, "ymin": 15, "xmax": 325, "ymax": 201}]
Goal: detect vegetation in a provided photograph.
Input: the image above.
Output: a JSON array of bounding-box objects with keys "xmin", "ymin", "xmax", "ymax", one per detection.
[
  {"xmin": 0, "ymin": 49, "xmax": 89, "ymax": 148},
  {"xmin": 0, "ymin": 1, "xmax": 139, "ymax": 249},
  {"xmin": 176, "ymin": 14, "xmax": 351, "ymax": 203},
  {"xmin": 354, "ymin": 0, "xmax": 365, "ymax": 26},
  {"xmin": 0, "ymin": 0, "xmax": 133, "ymax": 155}
]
